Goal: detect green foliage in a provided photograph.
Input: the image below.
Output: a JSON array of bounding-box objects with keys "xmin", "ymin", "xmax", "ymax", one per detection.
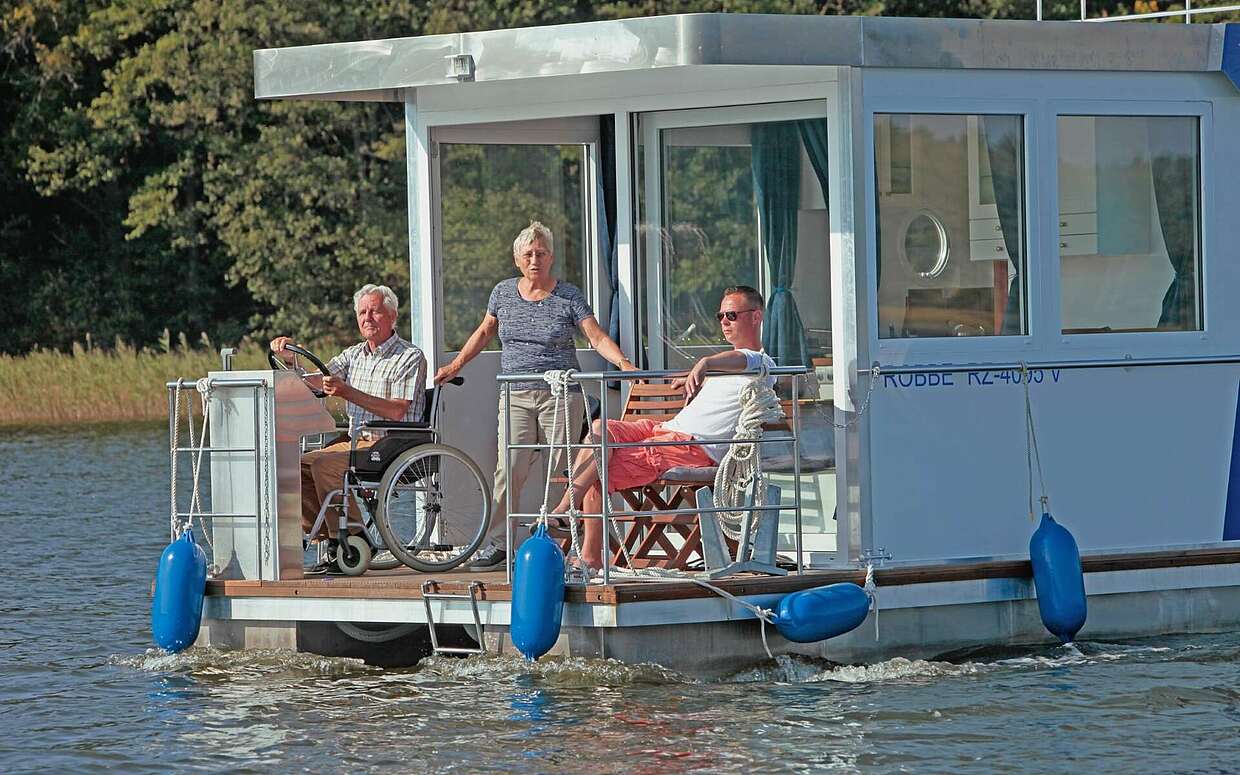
[{"xmin": 2, "ymin": 0, "xmax": 1232, "ymax": 364}]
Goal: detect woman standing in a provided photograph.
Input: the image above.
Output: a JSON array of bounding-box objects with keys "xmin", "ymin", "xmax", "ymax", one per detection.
[{"xmin": 434, "ymin": 222, "xmax": 637, "ymax": 570}]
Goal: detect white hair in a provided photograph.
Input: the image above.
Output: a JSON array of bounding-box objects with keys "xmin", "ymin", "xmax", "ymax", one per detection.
[
  {"xmin": 353, "ymin": 284, "xmax": 399, "ymax": 315},
  {"xmin": 512, "ymin": 221, "xmax": 554, "ymax": 258}
]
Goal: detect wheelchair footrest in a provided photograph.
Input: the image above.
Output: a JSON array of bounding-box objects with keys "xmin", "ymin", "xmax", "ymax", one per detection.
[{"xmin": 421, "ymin": 580, "xmax": 486, "ymax": 655}]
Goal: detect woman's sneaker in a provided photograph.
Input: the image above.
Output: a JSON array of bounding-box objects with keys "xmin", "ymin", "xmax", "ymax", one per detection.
[{"xmin": 465, "ymin": 543, "xmax": 507, "ymax": 571}]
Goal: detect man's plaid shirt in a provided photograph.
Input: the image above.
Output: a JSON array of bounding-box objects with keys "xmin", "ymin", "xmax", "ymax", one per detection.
[{"xmin": 326, "ymin": 333, "xmax": 427, "ymax": 436}]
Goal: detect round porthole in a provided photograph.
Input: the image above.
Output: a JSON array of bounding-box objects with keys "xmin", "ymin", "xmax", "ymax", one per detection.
[{"xmin": 903, "ymin": 212, "xmax": 949, "ymax": 279}]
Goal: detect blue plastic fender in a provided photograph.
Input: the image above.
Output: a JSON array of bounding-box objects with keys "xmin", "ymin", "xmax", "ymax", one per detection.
[
  {"xmin": 771, "ymin": 582, "xmax": 871, "ymax": 644},
  {"xmin": 151, "ymin": 529, "xmax": 208, "ymax": 652},
  {"xmin": 510, "ymin": 524, "xmax": 566, "ymax": 661},
  {"xmin": 1029, "ymin": 512, "xmax": 1087, "ymax": 643}
]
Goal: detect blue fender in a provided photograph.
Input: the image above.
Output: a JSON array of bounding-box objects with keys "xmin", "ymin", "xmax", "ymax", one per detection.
[
  {"xmin": 510, "ymin": 524, "xmax": 566, "ymax": 661},
  {"xmin": 151, "ymin": 529, "xmax": 208, "ymax": 652},
  {"xmin": 771, "ymin": 582, "xmax": 871, "ymax": 644},
  {"xmin": 1029, "ymin": 512, "xmax": 1087, "ymax": 643}
]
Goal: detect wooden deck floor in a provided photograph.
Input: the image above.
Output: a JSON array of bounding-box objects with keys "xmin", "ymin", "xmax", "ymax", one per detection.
[{"xmin": 205, "ymin": 546, "xmax": 1240, "ymax": 606}]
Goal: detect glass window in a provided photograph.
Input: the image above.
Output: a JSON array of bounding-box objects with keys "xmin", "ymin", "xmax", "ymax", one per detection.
[
  {"xmin": 438, "ymin": 143, "xmax": 588, "ymax": 351},
  {"xmin": 875, "ymin": 113, "xmax": 1026, "ymax": 339},
  {"xmin": 637, "ymin": 116, "xmax": 831, "ymax": 368},
  {"xmin": 1057, "ymin": 115, "xmax": 1200, "ymax": 334}
]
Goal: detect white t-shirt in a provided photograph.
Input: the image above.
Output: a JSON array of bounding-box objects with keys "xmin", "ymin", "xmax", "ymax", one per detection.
[{"xmin": 660, "ymin": 348, "xmax": 777, "ymax": 462}]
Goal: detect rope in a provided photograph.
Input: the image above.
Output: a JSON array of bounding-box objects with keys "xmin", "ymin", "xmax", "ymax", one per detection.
[
  {"xmin": 540, "ymin": 369, "xmax": 589, "ymax": 574},
  {"xmin": 1019, "ymin": 363, "xmax": 1050, "ymax": 521},
  {"xmin": 170, "ymin": 380, "xmax": 184, "ymax": 539},
  {"xmin": 863, "ymin": 562, "xmax": 880, "ymax": 641},
  {"xmin": 712, "ymin": 370, "xmax": 785, "ymax": 542},
  {"xmin": 169, "ymin": 378, "xmax": 215, "ymax": 563}
]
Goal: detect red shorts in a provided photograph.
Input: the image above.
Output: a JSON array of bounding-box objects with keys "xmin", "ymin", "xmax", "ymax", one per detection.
[{"xmin": 598, "ymin": 419, "xmax": 713, "ymax": 492}]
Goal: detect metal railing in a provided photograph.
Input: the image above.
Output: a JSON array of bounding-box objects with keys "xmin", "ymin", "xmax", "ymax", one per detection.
[
  {"xmin": 1038, "ymin": 1, "xmax": 1240, "ymax": 22},
  {"xmin": 166, "ymin": 376, "xmax": 270, "ymax": 578},
  {"xmin": 498, "ymin": 366, "xmax": 809, "ymax": 585}
]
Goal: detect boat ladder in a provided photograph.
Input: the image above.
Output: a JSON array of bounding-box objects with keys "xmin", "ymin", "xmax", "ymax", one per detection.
[{"xmin": 421, "ymin": 580, "xmax": 486, "ymax": 655}]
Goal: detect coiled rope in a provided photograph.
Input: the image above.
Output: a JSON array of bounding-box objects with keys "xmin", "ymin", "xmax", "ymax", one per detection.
[
  {"xmin": 539, "ymin": 370, "xmax": 589, "ymax": 576},
  {"xmin": 711, "ymin": 370, "xmax": 785, "ymax": 542}
]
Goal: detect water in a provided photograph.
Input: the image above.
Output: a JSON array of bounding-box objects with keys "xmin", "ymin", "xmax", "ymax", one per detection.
[{"xmin": 4, "ymin": 426, "xmax": 1240, "ymax": 773}]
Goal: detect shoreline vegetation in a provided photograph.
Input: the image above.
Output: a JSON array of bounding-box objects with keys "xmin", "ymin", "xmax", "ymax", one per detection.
[{"xmin": 0, "ymin": 333, "xmax": 271, "ymax": 428}]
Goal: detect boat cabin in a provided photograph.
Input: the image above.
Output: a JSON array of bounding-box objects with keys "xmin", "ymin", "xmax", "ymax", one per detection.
[{"xmin": 252, "ymin": 14, "xmax": 1240, "ymax": 568}]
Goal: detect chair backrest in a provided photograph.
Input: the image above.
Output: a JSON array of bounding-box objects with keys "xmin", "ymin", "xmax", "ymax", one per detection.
[
  {"xmin": 620, "ymin": 380, "xmax": 799, "ymax": 432},
  {"xmin": 621, "ymin": 381, "xmax": 689, "ymax": 423}
]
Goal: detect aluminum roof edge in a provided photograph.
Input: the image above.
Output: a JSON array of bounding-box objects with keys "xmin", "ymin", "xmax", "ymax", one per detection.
[{"xmin": 253, "ymin": 13, "xmax": 1227, "ymax": 102}]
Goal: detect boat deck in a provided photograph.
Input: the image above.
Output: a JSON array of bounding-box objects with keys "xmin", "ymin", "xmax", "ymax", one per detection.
[{"xmin": 206, "ymin": 545, "xmax": 1240, "ymax": 605}]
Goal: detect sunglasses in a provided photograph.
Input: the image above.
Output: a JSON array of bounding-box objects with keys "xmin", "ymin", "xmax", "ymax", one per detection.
[{"xmin": 715, "ymin": 308, "xmax": 759, "ymax": 322}]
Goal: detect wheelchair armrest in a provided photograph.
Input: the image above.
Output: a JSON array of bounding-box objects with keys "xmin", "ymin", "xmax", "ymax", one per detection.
[{"xmin": 361, "ymin": 420, "xmax": 433, "ymax": 433}]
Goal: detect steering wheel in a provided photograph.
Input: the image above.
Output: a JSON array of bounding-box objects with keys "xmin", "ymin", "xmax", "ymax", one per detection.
[{"xmin": 268, "ymin": 343, "xmax": 332, "ymax": 398}]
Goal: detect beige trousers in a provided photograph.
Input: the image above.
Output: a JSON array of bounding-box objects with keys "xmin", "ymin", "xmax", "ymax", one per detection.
[
  {"xmin": 486, "ymin": 389, "xmax": 586, "ymax": 546},
  {"xmin": 301, "ymin": 438, "xmax": 377, "ymax": 540}
]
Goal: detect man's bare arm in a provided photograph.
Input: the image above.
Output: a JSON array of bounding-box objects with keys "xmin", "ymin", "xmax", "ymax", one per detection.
[
  {"xmin": 323, "ymin": 377, "xmax": 412, "ymax": 421},
  {"xmin": 676, "ymin": 350, "xmax": 755, "ymax": 399}
]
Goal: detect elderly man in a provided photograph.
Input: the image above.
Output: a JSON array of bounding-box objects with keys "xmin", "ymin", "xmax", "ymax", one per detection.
[
  {"xmin": 551, "ymin": 285, "xmax": 776, "ymax": 569},
  {"xmin": 270, "ymin": 284, "xmax": 427, "ymax": 570}
]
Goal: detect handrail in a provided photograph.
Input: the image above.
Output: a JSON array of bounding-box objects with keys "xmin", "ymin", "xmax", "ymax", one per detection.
[
  {"xmin": 166, "ymin": 377, "xmax": 268, "ymax": 389},
  {"xmin": 496, "ymin": 365, "xmax": 809, "ymax": 383},
  {"xmin": 1080, "ymin": 3, "xmax": 1240, "ymax": 22},
  {"xmin": 876, "ymin": 354, "xmax": 1240, "ymax": 376},
  {"xmin": 499, "ymin": 367, "xmax": 806, "ymax": 584}
]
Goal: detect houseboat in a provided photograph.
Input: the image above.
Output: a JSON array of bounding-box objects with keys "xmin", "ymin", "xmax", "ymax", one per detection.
[{"xmin": 177, "ymin": 13, "xmax": 1240, "ymax": 677}]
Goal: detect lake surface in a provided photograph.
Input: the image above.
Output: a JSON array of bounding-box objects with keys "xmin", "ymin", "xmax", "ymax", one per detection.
[{"xmin": 4, "ymin": 425, "xmax": 1240, "ymax": 773}]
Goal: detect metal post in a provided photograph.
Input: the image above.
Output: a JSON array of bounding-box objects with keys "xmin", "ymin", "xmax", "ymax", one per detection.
[
  {"xmin": 1036, "ymin": 0, "xmax": 1043, "ymax": 21},
  {"xmin": 598, "ymin": 376, "xmax": 610, "ymax": 585},
  {"xmin": 253, "ymin": 385, "xmax": 264, "ymax": 579},
  {"xmin": 1186, "ymin": 0, "xmax": 1192, "ymax": 22},
  {"xmin": 1079, "ymin": 0, "xmax": 1086, "ymax": 21},
  {"xmin": 504, "ymin": 382, "xmax": 514, "ymax": 585},
  {"xmin": 792, "ymin": 373, "xmax": 803, "ymax": 575}
]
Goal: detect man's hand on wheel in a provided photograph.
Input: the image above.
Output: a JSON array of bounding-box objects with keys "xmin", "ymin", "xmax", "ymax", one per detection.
[
  {"xmin": 269, "ymin": 336, "xmax": 297, "ymax": 365},
  {"xmin": 322, "ymin": 375, "xmax": 353, "ymax": 399}
]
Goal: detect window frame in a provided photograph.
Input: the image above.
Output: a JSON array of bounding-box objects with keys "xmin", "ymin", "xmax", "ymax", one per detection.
[
  {"xmin": 1047, "ymin": 99, "xmax": 1211, "ymax": 350},
  {"xmin": 637, "ymin": 99, "xmax": 830, "ymax": 368},
  {"xmin": 865, "ymin": 97, "xmax": 1042, "ymax": 365},
  {"xmin": 429, "ymin": 118, "xmax": 602, "ymax": 353}
]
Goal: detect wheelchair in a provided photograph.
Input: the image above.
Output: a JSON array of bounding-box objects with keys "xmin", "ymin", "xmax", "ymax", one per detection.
[{"xmin": 270, "ymin": 344, "xmax": 492, "ymax": 576}]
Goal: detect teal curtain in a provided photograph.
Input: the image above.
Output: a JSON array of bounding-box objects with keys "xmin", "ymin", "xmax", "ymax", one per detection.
[
  {"xmin": 982, "ymin": 116, "xmax": 1025, "ymax": 335},
  {"xmin": 1149, "ymin": 118, "xmax": 1198, "ymax": 329},
  {"xmin": 751, "ymin": 121, "xmax": 808, "ymax": 367}
]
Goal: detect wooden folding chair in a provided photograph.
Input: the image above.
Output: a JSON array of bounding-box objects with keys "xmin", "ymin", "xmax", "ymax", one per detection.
[{"xmin": 605, "ymin": 380, "xmax": 720, "ymax": 569}]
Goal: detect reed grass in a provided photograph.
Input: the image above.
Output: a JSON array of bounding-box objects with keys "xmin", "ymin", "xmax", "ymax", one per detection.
[{"xmin": 0, "ymin": 332, "xmax": 271, "ymax": 428}]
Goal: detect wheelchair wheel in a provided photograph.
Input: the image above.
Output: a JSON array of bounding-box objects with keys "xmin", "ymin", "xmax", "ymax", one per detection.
[
  {"xmin": 360, "ymin": 511, "xmax": 402, "ymax": 571},
  {"xmin": 337, "ymin": 534, "xmax": 372, "ymax": 576},
  {"xmin": 374, "ymin": 443, "xmax": 491, "ymax": 573}
]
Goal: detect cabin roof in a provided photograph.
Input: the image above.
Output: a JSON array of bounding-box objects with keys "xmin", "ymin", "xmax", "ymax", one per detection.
[{"xmin": 253, "ymin": 14, "xmax": 1240, "ymax": 102}]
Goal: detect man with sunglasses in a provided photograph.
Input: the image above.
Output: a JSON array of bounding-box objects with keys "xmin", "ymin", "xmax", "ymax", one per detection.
[{"xmin": 551, "ymin": 285, "xmax": 776, "ymax": 569}]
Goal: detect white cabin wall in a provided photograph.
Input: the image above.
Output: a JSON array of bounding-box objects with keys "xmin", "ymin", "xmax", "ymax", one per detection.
[{"xmin": 856, "ymin": 67, "xmax": 1240, "ymax": 563}]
